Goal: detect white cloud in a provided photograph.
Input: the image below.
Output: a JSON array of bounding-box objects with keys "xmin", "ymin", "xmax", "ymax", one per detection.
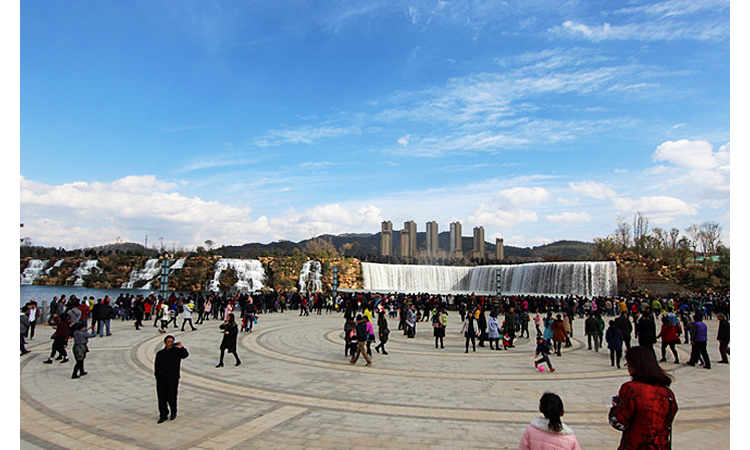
[
  {"xmin": 253, "ymin": 125, "xmax": 361, "ymax": 147},
  {"xmin": 493, "ymin": 187, "xmax": 549, "ymax": 210},
  {"xmin": 611, "ymin": 195, "xmax": 698, "ymax": 223},
  {"xmin": 468, "ymin": 204, "xmax": 539, "ymax": 229},
  {"xmin": 568, "ymin": 181, "xmax": 617, "ymax": 200},
  {"xmin": 546, "ymin": 212, "xmax": 592, "ymax": 223},
  {"xmin": 398, "ymin": 134, "xmax": 410, "ymax": 146},
  {"xmin": 653, "ymin": 139, "xmax": 728, "ymax": 169}
]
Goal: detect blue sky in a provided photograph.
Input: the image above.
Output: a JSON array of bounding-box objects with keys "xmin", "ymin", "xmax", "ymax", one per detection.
[{"xmin": 19, "ymin": 0, "xmax": 731, "ymax": 250}]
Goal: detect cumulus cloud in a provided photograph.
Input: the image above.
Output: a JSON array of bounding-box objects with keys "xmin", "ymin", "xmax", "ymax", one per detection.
[
  {"xmin": 468, "ymin": 203, "xmax": 538, "ymax": 229},
  {"xmin": 612, "ymin": 195, "xmax": 698, "ymax": 223},
  {"xmin": 546, "ymin": 212, "xmax": 592, "ymax": 223},
  {"xmin": 20, "ymin": 175, "xmax": 390, "ymax": 249},
  {"xmin": 569, "ymin": 181, "xmax": 617, "ymax": 200},
  {"xmin": 653, "ymin": 139, "xmax": 728, "ymax": 169},
  {"xmin": 649, "ymin": 140, "xmax": 729, "ymax": 205},
  {"xmin": 493, "ymin": 187, "xmax": 549, "ymax": 210}
]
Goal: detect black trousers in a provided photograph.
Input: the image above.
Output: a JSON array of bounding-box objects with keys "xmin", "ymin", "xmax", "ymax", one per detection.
[
  {"xmin": 156, "ymin": 378, "xmax": 179, "ymax": 419},
  {"xmin": 689, "ymin": 341, "xmax": 711, "ymax": 368}
]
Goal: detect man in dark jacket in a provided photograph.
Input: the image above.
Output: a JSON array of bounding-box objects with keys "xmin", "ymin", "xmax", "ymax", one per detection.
[
  {"xmin": 636, "ymin": 309, "xmax": 657, "ymax": 353},
  {"xmin": 154, "ymin": 335, "xmax": 189, "ymax": 423},
  {"xmin": 504, "ymin": 307, "xmax": 517, "ymax": 347},
  {"xmin": 614, "ymin": 311, "xmax": 633, "ymax": 351},
  {"xmin": 585, "ymin": 312, "xmax": 600, "ymax": 351},
  {"xmin": 717, "ymin": 313, "xmax": 729, "ymax": 363},
  {"xmin": 349, "ymin": 315, "xmax": 372, "ymax": 366}
]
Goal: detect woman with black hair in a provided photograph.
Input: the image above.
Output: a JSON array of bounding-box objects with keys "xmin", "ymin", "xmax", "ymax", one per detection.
[
  {"xmin": 460, "ymin": 311, "xmax": 477, "ymax": 353},
  {"xmin": 609, "ymin": 346, "xmax": 678, "ymax": 450},
  {"xmin": 216, "ymin": 313, "xmax": 241, "ymax": 367},
  {"xmin": 519, "ymin": 392, "xmax": 581, "ymax": 450}
]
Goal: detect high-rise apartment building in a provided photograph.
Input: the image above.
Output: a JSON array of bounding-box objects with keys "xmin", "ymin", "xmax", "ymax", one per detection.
[
  {"xmin": 380, "ymin": 221, "xmax": 393, "ymax": 256},
  {"xmin": 449, "ymin": 222, "xmax": 462, "ymax": 256},
  {"xmin": 404, "ymin": 221, "xmax": 417, "ymax": 257},
  {"xmin": 473, "ymin": 226, "xmax": 485, "ymax": 258},
  {"xmin": 426, "ymin": 221, "xmax": 438, "ymax": 256},
  {"xmin": 495, "ymin": 237, "xmax": 504, "ymax": 260}
]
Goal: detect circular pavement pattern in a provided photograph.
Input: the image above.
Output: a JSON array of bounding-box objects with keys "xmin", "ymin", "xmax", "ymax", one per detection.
[{"xmin": 21, "ymin": 312, "xmax": 729, "ymax": 449}]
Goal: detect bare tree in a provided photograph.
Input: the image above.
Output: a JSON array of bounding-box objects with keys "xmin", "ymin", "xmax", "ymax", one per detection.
[
  {"xmin": 204, "ymin": 240, "xmax": 214, "ymax": 251},
  {"xmin": 614, "ymin": 216, "xmax": 632, "ymax": 252},
  {"xmin": 633, "ymin": 211, "xmax": 650, "ymax": 254},
  {"xmin": 698, "ymin": 221, "xmax": 722, "ymax": 256},
  {"xmin": 668, "ymin": 228, "xmax": 681, "ymax": 250},
  {"xmin": 685, "ymin": 224, "xmax": 700, "ymax": 260}
]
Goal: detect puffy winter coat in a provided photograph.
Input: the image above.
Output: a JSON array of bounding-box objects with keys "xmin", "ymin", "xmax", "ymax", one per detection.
[{"xmin": 518, "ymin": 417, "xmax": 581, "ymax": 450}]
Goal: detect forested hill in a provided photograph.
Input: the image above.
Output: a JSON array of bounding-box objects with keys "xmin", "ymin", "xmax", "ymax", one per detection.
[{"xmin": 222, "ymin": 233, "xmax": 596, "ymax": 262}]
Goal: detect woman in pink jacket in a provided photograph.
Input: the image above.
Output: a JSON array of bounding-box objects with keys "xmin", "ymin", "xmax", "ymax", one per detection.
[{"xmin": 519, "ymin": 392, "xmax": 581, "ymax": 450}]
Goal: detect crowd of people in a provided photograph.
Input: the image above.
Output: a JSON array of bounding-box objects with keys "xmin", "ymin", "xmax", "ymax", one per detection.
[{"xmin": 21, "ymin": 288, "xmax": 728, "ymax": 447}]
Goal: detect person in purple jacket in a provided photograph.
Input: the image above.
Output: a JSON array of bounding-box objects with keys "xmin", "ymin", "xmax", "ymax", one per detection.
[{"xmin": 687, "ymin": 312, "xmax": 711, "ymax": 369}]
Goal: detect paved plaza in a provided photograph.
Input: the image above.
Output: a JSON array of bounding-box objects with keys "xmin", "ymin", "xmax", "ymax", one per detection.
[{"xmin": 20, "ymin": 312, "xmax": 730, "ymax": 449}]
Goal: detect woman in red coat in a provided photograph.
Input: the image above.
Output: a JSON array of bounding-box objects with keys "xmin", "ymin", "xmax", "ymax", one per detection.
[
  {"xmin": 609, "ymin": 346, "xmax": 678, "ymax": 450},
  {"xmin": 551, "ymin": 315, "xmax": 567, "ymax": 356},
  {"xmin": 656, "ymin": 316, "xmax": 681, "ymax": 364}
]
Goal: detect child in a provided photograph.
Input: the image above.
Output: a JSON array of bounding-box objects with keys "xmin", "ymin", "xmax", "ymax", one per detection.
[
  {"xmin": 519, "ymin": 392, "xmax": 581, "ymax": 450},
  {"xmin": 534, "ymin": 336, "xmax": 555, "ymax": 372}
]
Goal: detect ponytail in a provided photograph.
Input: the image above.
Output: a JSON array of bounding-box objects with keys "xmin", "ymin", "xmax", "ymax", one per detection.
[{"xmin": 539, "ymin": 392, "xmax": 564, "ymax": 433}]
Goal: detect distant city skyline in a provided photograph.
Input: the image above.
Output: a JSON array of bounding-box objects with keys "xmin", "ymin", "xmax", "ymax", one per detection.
[{"xmin": 20, "ymin": 1, "xmax": 730, "ymax": 250}]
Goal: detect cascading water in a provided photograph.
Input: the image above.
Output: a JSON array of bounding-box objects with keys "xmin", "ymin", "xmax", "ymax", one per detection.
[
  {"xmin": 361, "ymin": 262, "xmax": 473, "ymax": 293},
  {"xmin": 121, "ymin": 259, "xmax": 161, "ymax": 289},
  {"xmin": 72, "ymin": 260, "xmax": 101, "ymax": 287},
  {"xmin": 361, "ymin": 261, "xmax": 617, "ymax": 297},
  {"xmin": 45, "ymin": 259, "xmax": 64, "ymax": 276},
  {"xmin": 208, "ymin": 259, "xmax": 266, "ymax": 292},
  {"xmin": 170, "ymin": 258, "xmax": 187, "ymax": 270},
  {"xmin": 21, "ymin": 259, "xmax": 49, "ymax": 285},
  {"xmin": 299, "ymin": 260, "xmax": 323, "ymax": 292}
]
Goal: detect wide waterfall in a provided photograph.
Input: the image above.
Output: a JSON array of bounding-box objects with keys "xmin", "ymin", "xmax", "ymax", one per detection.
[
  {"xmin": 299, "ymin": 260, "xmax": 323, "ymax": 292},
  {"xmin": 361, "ymin": 261, "xmax": 617, "ymax": 297},
  {"xmin": 121, "ymin": 259, "xmax": 161, "ymax": 289},
  {"xmin": 72, "ymin": 260, "xmax": 101, "ymax": 287},
  {"xmin": 208, "ymin": 259, "xmax": 266, "ymax": 292},
  {"xmin": 361, "ymin": 263, "xmax": 473, "ymax": 293},
  {"xmin": 21, "ymin": 259, "xmax": 49, "ymax": 285}
]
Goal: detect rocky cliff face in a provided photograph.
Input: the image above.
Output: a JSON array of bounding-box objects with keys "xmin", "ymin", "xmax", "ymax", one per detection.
[{"xmin": 20, "ymin": 254, "xmax": 362, "ymax": 293}]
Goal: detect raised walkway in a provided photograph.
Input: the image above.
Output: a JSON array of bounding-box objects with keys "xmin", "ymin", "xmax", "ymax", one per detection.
[{"xmin": 20, "ymin": 312, "xmax": 730, "ymax": 449}]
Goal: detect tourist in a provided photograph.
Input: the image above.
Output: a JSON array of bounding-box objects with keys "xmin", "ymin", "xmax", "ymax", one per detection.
[
  {"xmin": 533, "ymin": 336, "xmax": 555, "ymax": 372},
  {"xmin": 716, "ymin": 313, "xmax": 729, "ymax": 364},
  {"xmin": 433, "ymin": 309, "xmax": 446, "ymax": 349},
  {"xmin": 542, "ymin": 312, "xmax": 554, "ymax": 344},
  {"xmin": 20, "ymin": 306, "xmax": 31, "ymax": 356},
  {"xmin": 26, "ymin": 300, "xmax": 38, "ymax": 340},
  {"xmin": 406, "ymin": 305, "xmax": 417, "ymax": 338},
  {"xmin": 595, "ymin": 312, "xmax": 605, "ymax": 350},
  {"xmin": 687, "ymin": 313, "xmax": 711, "ymax": 369},
  {"xmin": 180, "ymin": 303, "xmax": 197, "ymax": 332},
  {"xmin": 609, "ymin": 346, "xmax": 678, "ymax": 449},
  {"xmin": 636, "ymin": 309, "xmax": 657, "ymax": 354},
  {"xmin": 97, "ymin": 299, "xmax": 113, "ymax": 337},
  {"xmin": 487, "ymin": 312, "xmax": 501, "ymax": 350},
  {"xmin": 365, "ymin": 315, "xmax": 375, "ymax": 356},
  {"xmin": 133, "ymin": 297, "xmax": 144, "ymax": 330},
  {"xmin": 519, "ymin": 309, "xmax": 530, "ymax": 339},
  {"xmin": 70, "ymin": 322, "xmax": 96, "ymax": 379},
  {"xmin": 614, "ymin": 311, "xmax": 633, "ymax": 351},
  {"xmin": 533, "ymin": 310, "xmax": 543, "ymax": 336},
  {"xmin": 551, "ymin": 314, "xmax": 566, "ymax": 356},
  {"xmin": 656, "ymin": 316, "xmax": 681, "ymax": 364},
  {"xmin": 158, "ymin": 302, "xmax": 170, "ymax": 334},
  {"xmin": 562, "ymin": 311, "xmax": 572, "ymax": 348},
  {"xmin": 217, "ymin": 313, "xmax": 241, "ymax": 367},
  {"xmin": 505, "ymin": 307, "xmax": 517, "ymax": 347},
  {"xmin": 154, "ymin": 335, "xmax": 189, "ymax": 423},
  {"xmin": 605, "ymin": 320, "xmax": 624, "ymax": 369},
  {"xmin": 350, "ymin": 314, "xmax": 372, "ymax": 367},
  {"xmin": 585, "ymin": 313, "xmax": 599, "ymax": 352},
  {"xmin": 477, "ymin": 306, "xmax": 487, "ymax": 347},
  {"xmin": 518, "ymin": 392, "xmax": 580, "ymax": 450},
  {"xmin": 43, "ymin": 312, "xmax": 69, "ymax": 364},
  {"xmin": 375, "ymin": 309, "xmax": 389, "ymax": 355},
  {"xmin": 460, "ymin": 310, "xmax": 477, "ymax": 353}
]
